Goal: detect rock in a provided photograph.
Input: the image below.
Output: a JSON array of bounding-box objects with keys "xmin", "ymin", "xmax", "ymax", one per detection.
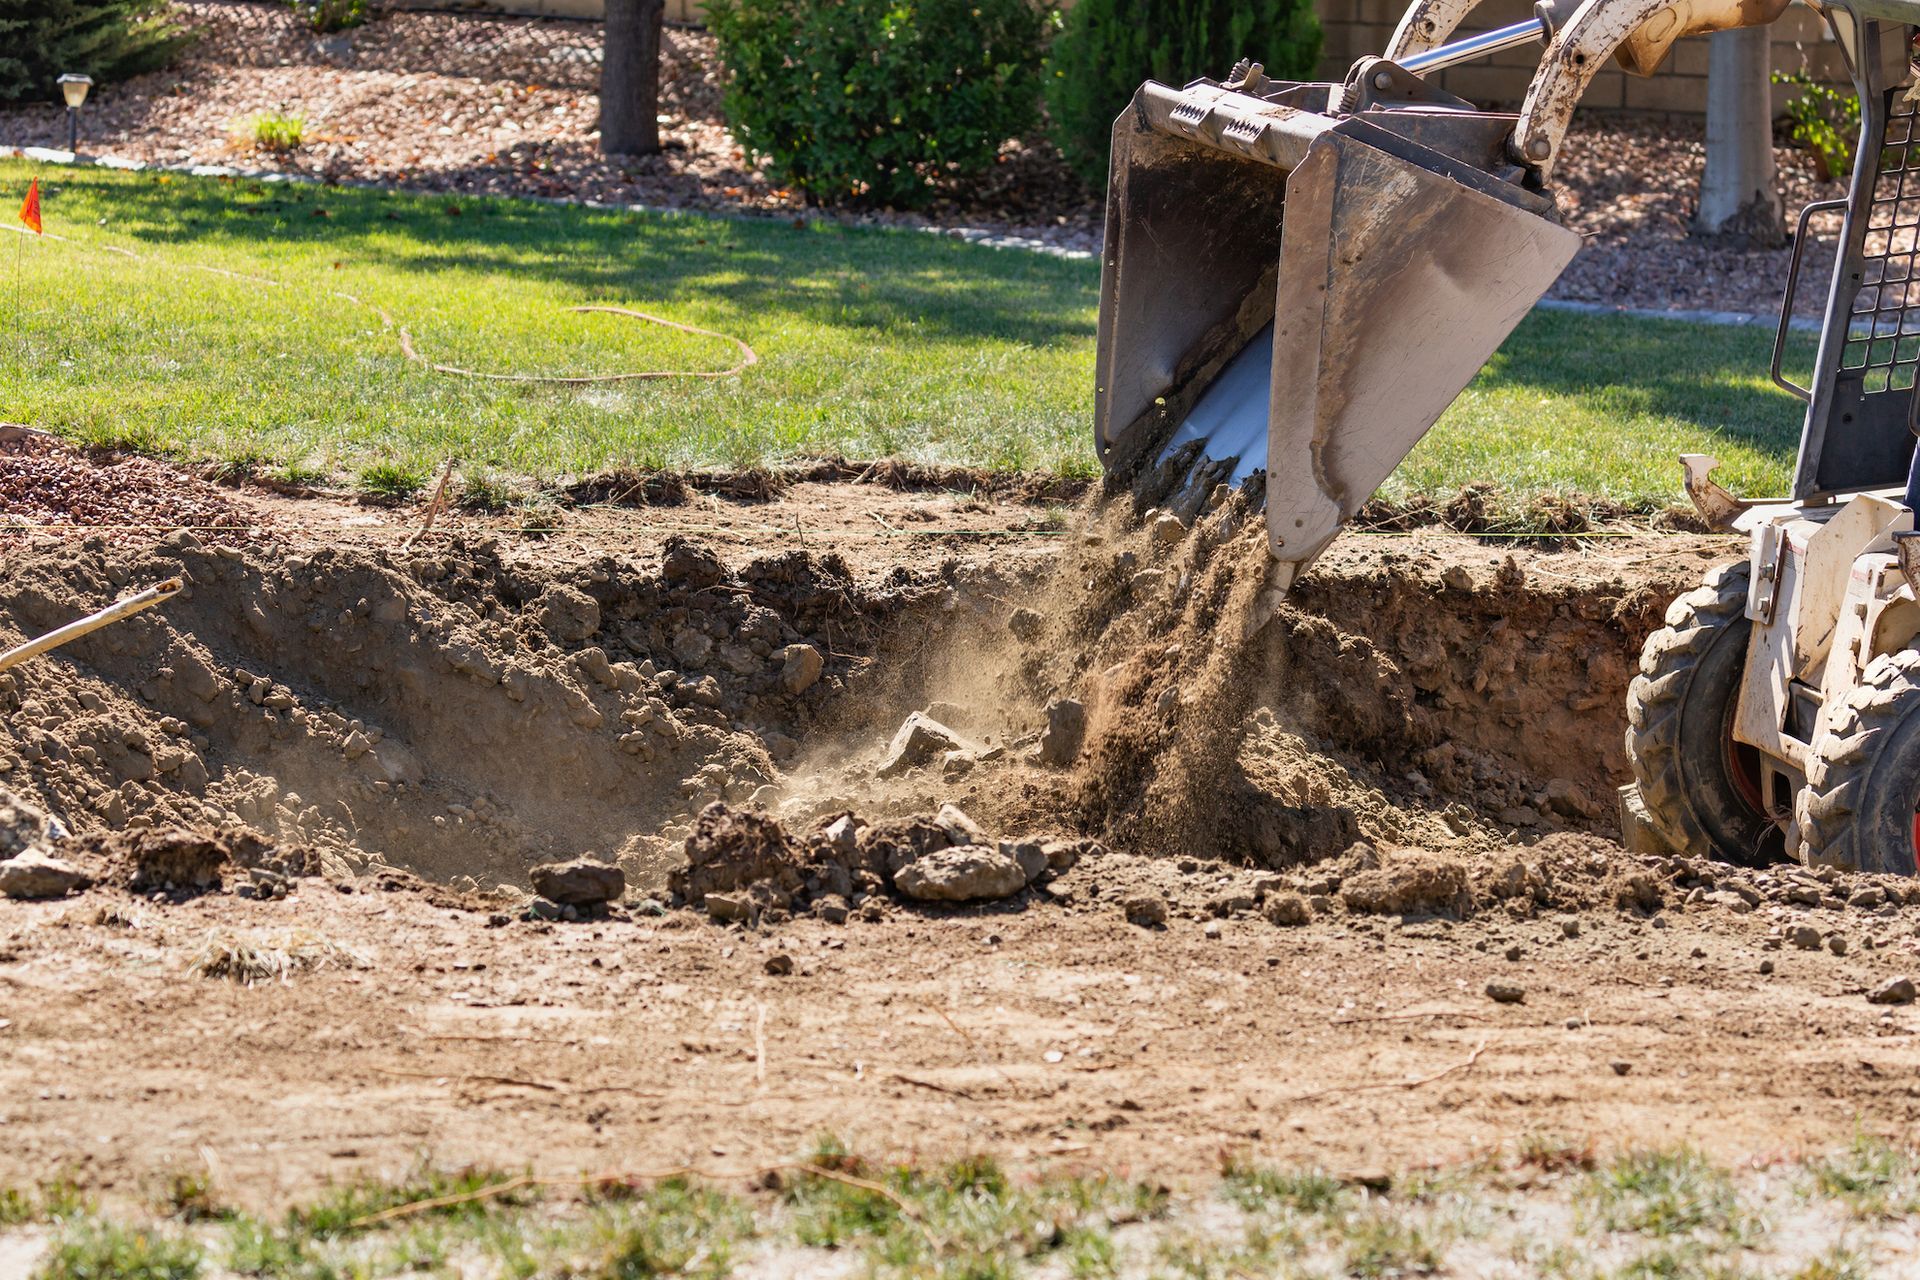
[
  {"xmin": 1147, "ymin": 511, "xmax": 1186, "ymax": 546},
  {"xmin": 876, "ymin": 713, "xmax": 975, "ymax": 779},
  {"xmin": 1202, "ymin": 920, "xmax": 1223, "ymax": 939},
  {"xmin": 529, "ymin": 858, "xmax": 625, "ymax": 907},
  {"xmin": 1828, "ymin": 934, "xmax": 1850, "ymax": 957},
  {"xmin": 1868, "ymin": 976, "xmax": 1917, "ymax": 1005},
  {"xmin": 940, "ymin": 751, "xmax": 976, "ymax": 781},
  {"xmin": 1263, "ymin": 893, "xmax": 1312, "ymax": 927},
  {"xmin": 764, "ymin": 953, "xmax": 794, "ymax": 976},
  {"xmin": 1122, "ymin": 894, "xmax": 1167, "ymax": 928},
  {"xmin": 893, "ymin": 846, "xmax": 1028, "ymax": 902},
  {"xmin": 706, "ymin": 892, "xmax": 754, "ymax": 924},
  {"xmin": 813, "ymin": 894, "xmax": 851, "ymax": 925},
  {"xmin": 1440, "ymin": 565, "xmax": 1473, "ymax": 591},
  {"xmin": 1542, "ymin": 778, "xmax": 1591, "ymax": 819},
  {"xmin": 0, "ymin": 786, "xmax": 61, "ymax": 861},
  {"xmin": 935, "ymin": 803, "xmax": 989, "ymax": 847},
  {"xmin": 1789, "ymin": 924, "xmax": 1824, "ymax": 951},
  {"xmin": 1560, "ymin": 918, "xmax": 1581, "ymax": 939},
  {"xmin": 1617, "ymin": 784, "xmax": 1670, "ymax": 856},
  {"xmin": 777, "ymin": 644, "xmax": 824, "ymax": 695},
  {"xmin": 1485, "ymin": 981, "xmax": 1526, "ymax": 1004},
  {"xmin": 1000, "ymin": 840, "xmax": 1048, "ymax": 884},
  {"xmin": 118, "ymin": 828, "xmax": 230, "ymax": 893},
  {"xmin": 1008, "ymin": 608, "xmax": 1044, "ymax": 641},
  {"xmin": 1759, "ymin": 959, "xmax": 1775, "ymax": 975},
  {"xmin": 670, "ymin": 627, "xmax": 714, "ymax": 668},
  {"xmin": 534, "ymin": 585, "xmax": 600, "ymax": 643},
  {"xmin": 1037, "ymin": 698, "xmax": 1087, "ymax": 767},
  {"xmin": 1850, "ymin": 887, "xmax": 1887, "ymax": 909},
  {"xmin": 820, "ymin": 814, "xmax": 862, "ymax": 855},
  {"xmin": 1610, "ymin": 1061, "xmax": 1632, "ymax": 1076},
  {"xmin": 1041, "ymin": 840, "xmax": 1085, "ymax": 874},
  {"xmin": 0, "ymin": 850, "xmax": 88, "ymax": 899}
]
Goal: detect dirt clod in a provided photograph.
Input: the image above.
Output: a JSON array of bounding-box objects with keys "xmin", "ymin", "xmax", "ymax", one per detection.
[
  {"xmin": 1341, "ymin": 854, "xmax": 1472, "ymax": 918},
  {"xmin": 530, "ymin": 857, "xmax": 625, "ymax": 907},
  {"xmin": 1486, "ymin": 982, "xmax": 1526, "ymax": 1004},
  {"xmin": 894, "ymin": 845, "xmax": 1029, "ymax": 902}
]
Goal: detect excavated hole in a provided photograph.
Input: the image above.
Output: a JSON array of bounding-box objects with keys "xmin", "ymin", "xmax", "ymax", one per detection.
[{"xmin": 0, "ymin": 505, "xmax": 1681, "ymax": 898}]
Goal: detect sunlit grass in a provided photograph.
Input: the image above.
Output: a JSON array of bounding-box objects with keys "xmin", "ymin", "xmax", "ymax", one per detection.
[{"xmin": 0, "ymin": 158, "xmax": 1817, "ymax": 515}]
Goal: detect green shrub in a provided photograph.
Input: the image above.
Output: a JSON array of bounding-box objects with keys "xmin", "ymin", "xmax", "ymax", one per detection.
[
  {"xmin": 1774, "ymin": 71, "xmax": 1858, "ymax": 182},
  {"xmin": 704, "ymin": 0, "xmax": 1049, "ymax": 209},
  {"xmin": 288, "ymin": 0, "xmax": 366, "ymax": 34},
  {"xmin": 0, "ymin": 0, "xmax": 191, "ymax": 103},
  {"xmin": 1046, "ymin": 0, "xmax": 1322, "ymax": 188}
]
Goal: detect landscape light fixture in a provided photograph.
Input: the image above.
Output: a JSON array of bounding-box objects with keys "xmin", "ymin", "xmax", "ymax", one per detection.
[{"xmin": 56, "ymin": 74, "xmax": 92, "ymax": 152}]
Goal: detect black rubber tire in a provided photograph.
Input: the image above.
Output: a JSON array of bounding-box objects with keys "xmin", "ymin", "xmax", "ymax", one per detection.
[
  {"xmin": 1624, "ymin": 559, "xmax": 1775, "ymax": 864},
  {"xmin": 1795, "ymin": 650, "xmax": 1920, "ymax": 875}
]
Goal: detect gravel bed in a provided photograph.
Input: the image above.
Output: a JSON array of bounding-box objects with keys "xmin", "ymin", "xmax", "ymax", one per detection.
[
  {"xmin": 0, "ymin": 429, "xmax": 263, "ymax": 537},
  {"xmin": 0, "ymin": 3, "xmax": 1849, "ymax": 315}
]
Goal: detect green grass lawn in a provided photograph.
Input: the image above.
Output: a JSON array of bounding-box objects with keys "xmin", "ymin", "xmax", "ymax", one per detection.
[{"xmin": 0, "ymin": 158, "xmax": 1814, "ymax": 510}]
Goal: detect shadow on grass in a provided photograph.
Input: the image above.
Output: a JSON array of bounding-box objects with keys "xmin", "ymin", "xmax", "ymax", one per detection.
[
  {"xmin": 30, "ymin": 166, "xmax": 1099, "ymax": 351},
  {"xmin": 1480, "ymin": 307, "xmax": 1811, "ymax": 466}
]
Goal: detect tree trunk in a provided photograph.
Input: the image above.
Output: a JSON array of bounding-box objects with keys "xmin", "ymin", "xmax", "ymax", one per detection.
[
  {"xmin": 1694, "ymin": 26, "xmax": 1784, "ymax": 246},
  {"xmin": 600, "ymin": 0, "xmax": 664, "ymax": 157}
]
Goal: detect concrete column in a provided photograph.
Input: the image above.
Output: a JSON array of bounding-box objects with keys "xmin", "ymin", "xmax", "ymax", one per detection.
[{"xmin": 1694, "ymin": 26, "xmax": 1785, "ymax": 244}]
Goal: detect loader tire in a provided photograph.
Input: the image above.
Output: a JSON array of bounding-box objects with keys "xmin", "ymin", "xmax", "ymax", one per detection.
[
  {"xmin": 1624, "ymin": 559, "xmax": 1774, "ymax": 864},
  {"xmin": 1795, "ymin": 650, "xmax": 1920, "ymax": 876}
]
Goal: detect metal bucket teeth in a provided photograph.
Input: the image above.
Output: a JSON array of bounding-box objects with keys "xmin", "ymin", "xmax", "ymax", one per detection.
[{"xmin": 1094, "ymin": 78, "xmax": 1581, "ymax": 590}]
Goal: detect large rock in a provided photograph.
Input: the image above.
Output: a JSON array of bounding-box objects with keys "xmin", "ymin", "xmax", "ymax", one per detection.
[
  {"xmin": 877, "ymin": 713, "xmax": 976, "ymax": 779},
  {"xmin": 530, "ymin": 857, "xmax": 625, "ymax": 906},
  {"xmin": 0, "ymin": 787, "xmax": 64, "ymax": 861},
  {"xmin": 0, "ymin": 849, "xmax": 89, "ymax": 900},
  {"xmin": 777, "ymin": 644, "xmax": 824, "ymax": 695},
  {"xmin": 1037, "ymin": 699, "xmax": 1087, "ymax": 767},
  {"xmin": 894, "ymin": 845, "xmax": 1029, "ymax": 902}
]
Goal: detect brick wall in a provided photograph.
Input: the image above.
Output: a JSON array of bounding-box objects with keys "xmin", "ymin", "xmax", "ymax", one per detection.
[{"xmin": 1316, "ymin": 0, "xmax": 1850, "ymax": 115}]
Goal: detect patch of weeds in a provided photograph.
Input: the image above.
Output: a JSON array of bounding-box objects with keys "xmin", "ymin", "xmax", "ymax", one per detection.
[
  {"xmin": 457, "ymin": 468, "xmax": 526, "ymax": 512},
  {"xmin": 188, "ymin": 929, "xmax": 369, "ymax": 986},
  {"xmin": 35, "ymin": 1219, "xmax": 203, "ymax": 1280},
  {"xmin": 270, "ymin": 461, "xmax": 332, "ymax": 490},
  {"xmin": 1519, "ymin": 1132, "xmax": 1599, "ymax": 1174},
  {"xmin": 783, "ymin": 1138, "xmax": 1160, "ymax": 1277},
  {"xmin": 1153, "ymin": 1220, "xmax": 1301, "ymax": 1280},
  {"xmin": 0, "ymin": 1186, "xmax": 34, "ymax": 1226},
  {"xmin": 582, "ymin": 1178, "xmax": 750, "ymax": 1280},
  {"xmin": 1061, "ymin": 1224, "xmax": 1116, "ymax": 1279},
  {"xmin": 1580, "ymin": 1149, "xmax": 1747, "ymax": 1240},
  {"xmin": 1608, "ymin": 1239, "xmax": 1754, "ymax": 1280},
  {"xmin": 1788, "ymin": 1247, "xmax": 1871, "ymax": 1280},
  {"xmin": 241, "ymin": 111, "xmax": 306, "ymax": 152},
  {"xmin": 222, "ymin": 1216, "xmax": 337, "ymax": 1279},
  {"xmin": 1340, "ymin": 1206, "xmax": 1442, "ymax": 1277},
  {"xmin": 157, "ymin": 1170, "xmax": 230, "ymax": 1222},
  {"xmin": 1802, "ymin": 1135, "xmax": 1920, "ymax": 1218},
  {"xmin": 1219, "ymin": 1155, "xmax": 1345, "ymax": 1215},
  {"xmin": 288, "ymin": 1163, "xmax": 532, "ymax": 1239},
  {"xmin": 39, "ymin": 1175, "xmax": 95, "ymax": 1223},
  {"xmin": 358, "ymin": 461, "xmax": 427, "ymax": 502},
  {"xmin": 515, "ymin": 495, "xmax": 567, "ymax": 538}
]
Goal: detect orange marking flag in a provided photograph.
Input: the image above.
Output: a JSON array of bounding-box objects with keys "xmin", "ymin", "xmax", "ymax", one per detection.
[{"xmin": 18, "ymin": 178, "xmax": 41, "ymax": 234}]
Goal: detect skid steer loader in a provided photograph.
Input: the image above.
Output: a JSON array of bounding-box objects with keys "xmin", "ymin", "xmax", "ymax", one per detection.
[{"xmin": 1094, "ymin": 0, "xmax": 1920, "ymax": 873}]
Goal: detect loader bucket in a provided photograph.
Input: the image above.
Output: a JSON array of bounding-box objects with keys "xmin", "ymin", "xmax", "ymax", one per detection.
[{"xmin": 1095, "ymin": 80, "xmax": 1582, "ymax": 587}]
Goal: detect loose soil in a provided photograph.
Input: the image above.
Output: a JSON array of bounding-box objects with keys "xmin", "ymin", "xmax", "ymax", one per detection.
[{"xmin": 5, "ymin": 438, "xmax": 1920, "ymax": 1212}]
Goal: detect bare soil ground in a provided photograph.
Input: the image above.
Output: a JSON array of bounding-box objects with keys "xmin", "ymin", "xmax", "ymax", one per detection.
[
  {"xmin": 6, "ymin": 434, "xmax": 1920, "ymax": 1226},
  {"xmin": 0, "ymin": 1, "xmax": 1844, "ymax": 315}
]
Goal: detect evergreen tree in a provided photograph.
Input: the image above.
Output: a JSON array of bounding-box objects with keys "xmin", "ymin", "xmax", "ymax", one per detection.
[
  {"xmin": 0, "ymin": 0, "xmax": 190, "ymax": 103},
  {"xmin": 1046, "ymin": 0, "xmax": 1322, "ymax": 189}
]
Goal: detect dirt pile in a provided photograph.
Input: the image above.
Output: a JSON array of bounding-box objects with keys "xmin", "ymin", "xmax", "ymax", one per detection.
[{"xmin": 0, "ymin": 528, "xmax": 943, "ymax": 892}]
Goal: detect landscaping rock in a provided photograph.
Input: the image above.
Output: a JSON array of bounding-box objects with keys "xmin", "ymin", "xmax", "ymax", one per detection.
[
  {"xmin": 893, "ymin": 846, "xmax": 1028, "ymax": 902},
  {"xmin": 530, "ymin": 857, "xmax": 625, "ymax": 907}
]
